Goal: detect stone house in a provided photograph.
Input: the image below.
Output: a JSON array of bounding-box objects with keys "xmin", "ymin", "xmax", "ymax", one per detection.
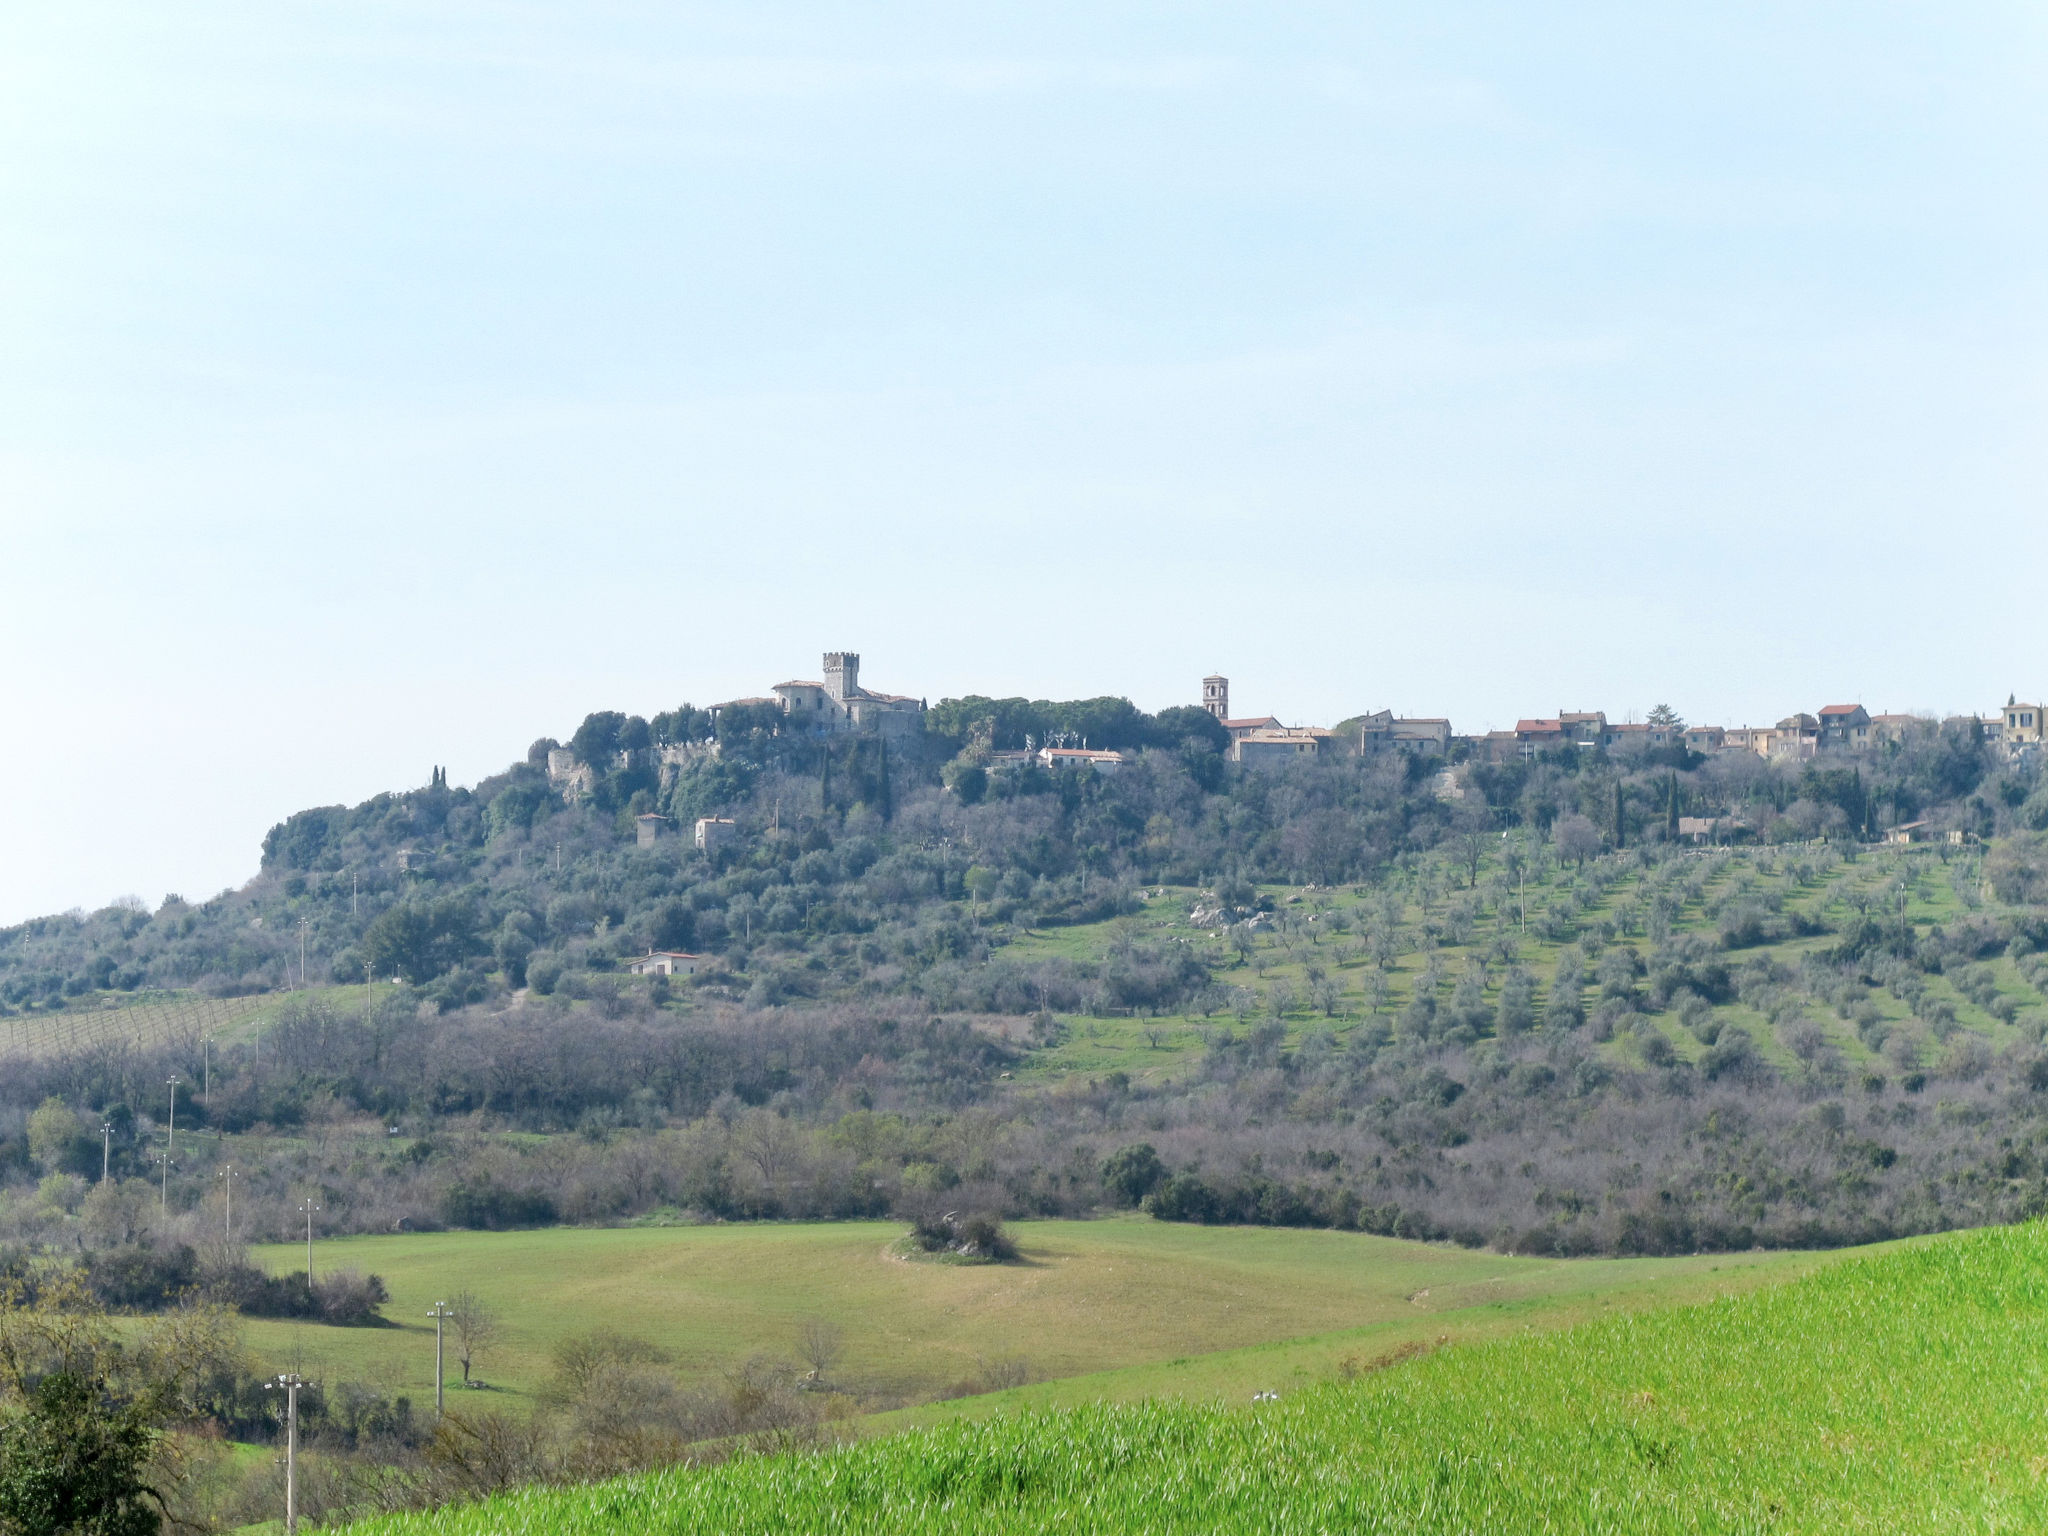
[
  {"xmin": 1817, "ymin": 704, "xmax": 1872, "ymax": 751},
  {"xmin": 1357, "ymin": 711, "xmax": 1452, "ymax": 755},
  {"xmin": 1610, "ymin": 721, "xmax": 1679, "ymax": 751},
  {"xmin": 1235, "ymin": 727, "xmax": 1334, "ymax": 765}
]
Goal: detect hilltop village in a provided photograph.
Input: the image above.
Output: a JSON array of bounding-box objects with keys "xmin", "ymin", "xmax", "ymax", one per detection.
[{"xmin": 544, "ymin": 650, "xmax": 2044, "ymax": 784}]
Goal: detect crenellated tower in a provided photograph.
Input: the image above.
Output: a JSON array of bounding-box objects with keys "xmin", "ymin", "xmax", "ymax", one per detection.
[{"xmin": 823, "ymin": 652, "xmax": 861, "ymax": 702}]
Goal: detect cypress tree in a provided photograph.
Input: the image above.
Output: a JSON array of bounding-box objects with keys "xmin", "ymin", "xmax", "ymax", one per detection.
[{"xmin": 1614, "ymin": 780, "xmax": 1626, "ymax": 849}]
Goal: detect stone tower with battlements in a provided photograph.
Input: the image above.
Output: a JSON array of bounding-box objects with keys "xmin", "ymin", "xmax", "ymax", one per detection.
[
  {"xmin": 823, "ymin": 652, "xmax": 861, "ymax": 703},
  {"xmin": 1202, "ymin": 675, "xmax": 1229, "ymax": 720}
]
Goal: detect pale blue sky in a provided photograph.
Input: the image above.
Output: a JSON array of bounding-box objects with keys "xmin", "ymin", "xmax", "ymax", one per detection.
[{"xmin": 2, "ymin": 3, "xmax": 2043, "ymax": 922}]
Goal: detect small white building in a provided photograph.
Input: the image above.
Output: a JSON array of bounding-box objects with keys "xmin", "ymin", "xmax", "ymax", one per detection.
[
  {"xmin": 627, "ymin": 951, "xmax": 701, "ymax": 977},
  {"xmin": 1038, "ymin": 746, "xmax": 1130, "ymax": 774},
  {"xmin": 695, "ymin": 816, "xmax": 738, "ymax": 852}
]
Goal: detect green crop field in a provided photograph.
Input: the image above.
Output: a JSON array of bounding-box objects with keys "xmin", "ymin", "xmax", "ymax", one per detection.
[
  {"xmin": 340, "ymin": 1218, "xmax": 2048, "ymax": 1535},
  {"xmin": 243, "ymin": 1219, "xmax": 1826, "ymax": 1415}
]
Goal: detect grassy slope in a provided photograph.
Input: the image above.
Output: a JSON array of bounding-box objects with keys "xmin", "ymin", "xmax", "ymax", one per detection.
[
  {"xmin": 242, "ymin": 1220, "xmax": 1825, "ymax": 1414},
  {"xmin": 344, "ymin": 1218, "xmax": 2048, "ymax": 1535}
]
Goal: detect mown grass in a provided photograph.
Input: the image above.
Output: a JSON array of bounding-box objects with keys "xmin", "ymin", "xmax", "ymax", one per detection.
[
  {"xmin": 345, "ymin": 1219, "xmax": 2048, "ymax": 1534},
  {"xmin": 241, "ymin": 1219, "xmax": 1819, "ymax": 1413}
]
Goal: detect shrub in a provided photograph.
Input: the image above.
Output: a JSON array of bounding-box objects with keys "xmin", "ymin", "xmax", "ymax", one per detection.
[
  {"xmin": 441, "ymin": 1179, "xmax": 559, "ymax": 1230},
  {"xmin": 904, "ymin": 1210, "xmax": 1018, "ymax": 1263},
  {"xmin": 1100, "ymin": 1144, "xmax": 1166, "ymax": 1207},
  {"xmin": 82, "ymin": 1244, "xmax": 198, "ymax": 1310}
]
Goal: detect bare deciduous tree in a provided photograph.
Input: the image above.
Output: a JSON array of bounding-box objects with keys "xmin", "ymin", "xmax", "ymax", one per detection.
[
  {"xmin": 449, "ymin": 1289, "xmax": 504, "ymax": 1386},
  {"xmin": 795, "ymin": 1318, "xmax": 843, "ymax": 1386}
]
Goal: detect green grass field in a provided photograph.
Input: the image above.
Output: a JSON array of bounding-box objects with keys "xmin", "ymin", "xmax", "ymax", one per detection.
[
  {"xmin": 244, "ymin": 1220, "xmax": 1826, "ymax": 1415},
  {"xmin": 340, "ymin": 1218, "xmax": 2048, "ymax": 1534}
]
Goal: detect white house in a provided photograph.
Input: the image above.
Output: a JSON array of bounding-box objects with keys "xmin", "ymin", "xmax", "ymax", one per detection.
[{"xmin": 627, "ymin": 951, "xmax": 701, "ymax": 977}]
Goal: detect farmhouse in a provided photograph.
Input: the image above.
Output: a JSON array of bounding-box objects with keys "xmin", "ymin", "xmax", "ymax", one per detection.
[{"xmin": 626, "ymin": 951, "xmax": 701, "ymax": 977}]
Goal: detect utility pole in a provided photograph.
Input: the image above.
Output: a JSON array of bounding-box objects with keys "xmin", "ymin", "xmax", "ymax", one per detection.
[
  {"xmin": 166, "ymin": 1074, "xmax": 181, "ymax": 1155},
  {"xmin": 297, "ymin": 919, "xmax": 310, "ymax": 990},
  {"xmin": 427, "ymin": 1301, "xmax": 453, "ymax": 1415},
  {"xmin": 100, "ymin": 1122, "xmax": 113, "ymax": 1184},
  {"xmin": 268, "ymin": 1374, "xmax": 305, "ymax": 1536},
  {"xmin": 155, "ymin": 1150, "xmax": 173, "ymax": 1217},
  {"xmin": 218, "ymin": 1165, "xmax": 237, "ymax": 1239},
  {"xmin": 299, "ymin": 1199, "xmax": 320, "ymax": 1285}
]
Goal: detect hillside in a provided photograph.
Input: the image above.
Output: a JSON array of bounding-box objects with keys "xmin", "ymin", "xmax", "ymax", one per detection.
[
  {"xmin": 0, "ymin": 698, "xmax": 2045, "ymax": 1267},
  {"xmin": 337, "ymin": 1217, "xmax": 2048, "ymax": 1534},
  {"xmin": 1, "ymin": 696, "xmax": 2037, "ymax": 1014}
]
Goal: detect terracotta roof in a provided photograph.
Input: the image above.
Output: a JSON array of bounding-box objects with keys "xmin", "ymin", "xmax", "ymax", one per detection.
[
  {"xmin": 773, "ymin": 679, "xmax": 825, "ymax": 690},
  {"xmin": 1222, "ymin": 716, "xmax": 1280, "ymax": 729},
  {"xmin": 1818, "ymin": 704, "xmax": 1864, "ymax": 717},
  {"xmin": 1516, "ymin": 719, "xmax": 1563, "ymax": 734}
]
